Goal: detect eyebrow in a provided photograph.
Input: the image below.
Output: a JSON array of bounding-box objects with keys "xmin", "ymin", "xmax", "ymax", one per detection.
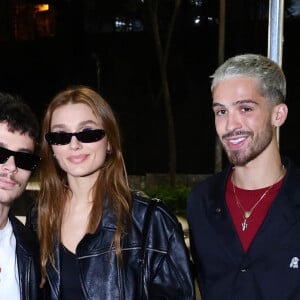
[{"xmin": 212, "ymin": 99, "xmax": 259, "ymax": 108}]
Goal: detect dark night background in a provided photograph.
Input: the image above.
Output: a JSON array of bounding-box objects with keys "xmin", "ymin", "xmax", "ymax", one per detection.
[{"xmin": 0, "ymin": 0, "xmax": 300, "ymax": 175}]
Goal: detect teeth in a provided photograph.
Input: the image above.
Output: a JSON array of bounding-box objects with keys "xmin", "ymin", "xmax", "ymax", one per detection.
[{"xmin": 229, "ymin": 137, "xmax": 245, "ymax": 144}]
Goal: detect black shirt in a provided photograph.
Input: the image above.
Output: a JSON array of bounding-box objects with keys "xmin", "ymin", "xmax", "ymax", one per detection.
[{"xmin": 60, "ymin": 244, "xmax": 85, "ymax": 300}]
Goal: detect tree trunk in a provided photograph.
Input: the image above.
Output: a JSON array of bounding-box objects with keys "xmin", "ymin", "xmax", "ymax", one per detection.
[{"xmin": 147, "ymin": 0, "xmax": 181, "ymax": 185}]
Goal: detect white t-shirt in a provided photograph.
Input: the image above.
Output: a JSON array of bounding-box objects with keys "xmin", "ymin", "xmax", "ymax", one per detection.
[{"xmin": 0, "ymin": 219, "xmax": 20, "ymax": 300}]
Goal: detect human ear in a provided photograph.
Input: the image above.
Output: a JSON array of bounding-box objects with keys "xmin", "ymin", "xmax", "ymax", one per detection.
[{"xmin": 272, "ymin": 103, "xmax": 288, "ymax": 127}]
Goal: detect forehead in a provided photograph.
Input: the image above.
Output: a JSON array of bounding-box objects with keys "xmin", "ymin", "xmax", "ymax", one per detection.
[
  {"xmin": 51, "ymin": 103, "xmax": 100, "ymax": 127},
  {"xmin": 0, "ymin": 122, "xmax": 34, "ymax": 151},
  {"xmin": 212, "ymin": 76, "xmax": 261, "ymax": 105}
]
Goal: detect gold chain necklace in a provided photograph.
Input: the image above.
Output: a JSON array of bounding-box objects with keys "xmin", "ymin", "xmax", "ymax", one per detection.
[{"xmin": 232, "ymin": 165, "xmax": 284, "ymax": 231}]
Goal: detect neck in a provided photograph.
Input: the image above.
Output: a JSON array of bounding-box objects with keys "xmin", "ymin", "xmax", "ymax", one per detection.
[
  {"xmin": 232, "ymin": 161, "xmax": 285, "ymax": 190},
  {"xmin": 67, "ymin": 174, "xmax": 97, "ymax": 202}
]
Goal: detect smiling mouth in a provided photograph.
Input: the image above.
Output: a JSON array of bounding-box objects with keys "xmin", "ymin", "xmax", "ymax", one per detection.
[
  {"xmin": 223, "ymin": 134, "xmax": 250, "ymax": 149},
  {"xmin": 68, "ymin": 154, "xmax": 88, "ymax": 163},
  {"xmin": 228, "ymin": 136, "xmax": 247, "ymax": 144}
]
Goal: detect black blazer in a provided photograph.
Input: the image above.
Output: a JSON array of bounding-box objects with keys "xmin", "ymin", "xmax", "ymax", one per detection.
[{"xmin": 187, "ymin": 158, "xmax": 300, "ymax": 300}]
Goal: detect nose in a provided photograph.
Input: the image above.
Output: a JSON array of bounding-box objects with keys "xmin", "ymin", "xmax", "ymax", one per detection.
[
  {"xmin": 69, "ymin": 135, "xmax": 82, "ymax": 150},
  {"xmin": 2, "ymin": 155, "xmax": 17, "ymax": 173},
  {"xmin": 225, "ymin": 111, "xmax": 242, "ymax": 132}
]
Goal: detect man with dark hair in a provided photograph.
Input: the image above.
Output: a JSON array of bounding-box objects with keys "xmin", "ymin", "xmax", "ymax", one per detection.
[{"xmin": 0, "ymin": 92, "xmax": 41, "ymax": 299}]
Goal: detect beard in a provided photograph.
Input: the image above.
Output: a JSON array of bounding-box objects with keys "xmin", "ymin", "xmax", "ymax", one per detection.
[{"xmin": 221, "ymin": 122, "xmax": 274, "ymax": 166}]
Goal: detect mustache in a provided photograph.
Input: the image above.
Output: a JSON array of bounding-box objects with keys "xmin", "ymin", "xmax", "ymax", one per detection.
[{"xmin": 222, "ymin": 130, "xmax": 253, "ymax": 140}]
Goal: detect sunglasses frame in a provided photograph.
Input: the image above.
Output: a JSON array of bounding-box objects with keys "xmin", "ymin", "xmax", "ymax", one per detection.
[
  {"xmin": 45, "ymin": 129, "xmax": 106, "ymax": 146},
  {"xmin": 0, "ymin": 146, "xmax": 40, "ymax": 171}
]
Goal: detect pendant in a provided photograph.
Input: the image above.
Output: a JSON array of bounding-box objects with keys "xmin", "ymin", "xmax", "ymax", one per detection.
[
  {"xmin": 244, "ymin": 211, "xmax": 251, "ymax": 218},
  {"xmin": 242, "ymin": 219, "xmax": 247, "ymax": 231}
]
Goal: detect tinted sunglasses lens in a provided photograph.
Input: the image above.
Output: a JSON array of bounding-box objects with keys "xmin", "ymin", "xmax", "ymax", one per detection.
[
  {"xmin": 45, "ymin": 129, "xmax": 105, "ymax": 145},
  {"xmin": 0, "ymin": 147, "xmax": 10, "ymax": 164},
  {"xmin": 77, "ymin": 129, "xmax": 105, "ymax": 143},
  {"xmin": 0, "ymin": 147, "xmax": 40, "ymax": 171},
  {"xmin": 14, "ymin": 152, "xmax": 40, "ymax": 171},
  {"xmin": 45, "ymin": 132, "xmax": 71, "ymax": 145}
]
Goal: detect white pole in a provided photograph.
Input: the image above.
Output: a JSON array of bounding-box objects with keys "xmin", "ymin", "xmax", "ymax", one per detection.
[
  {"xmin": 268, "ymin": 0, "xmax": 284, "ymax": 65},
  {"xmin": 268, "ymin": 0, "xmax": 285, "ymax": 143}
]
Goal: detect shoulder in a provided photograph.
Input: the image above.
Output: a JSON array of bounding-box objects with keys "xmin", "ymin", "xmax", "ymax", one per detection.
[
  {"xmin": 281, "ymin": 158, "xmax": 300, "ymax": 198},
  {"xmin": 131, "ymin": 190, "xmax": 182, "ymax": 229},
  {"xmin": 130, "ymin": 191, "xmax": 187, "ymax": 251},
  {"xmin": 186, "ymin": 166, "xmax": 232, "ymax": 215},
  {"xmin": 9, "ymin": 213, "xmax": 39, "ymax": 255},
  {"xmin": 284, "ymin": 157, "xmax": 300, "ymax": 179},
  {"xmin": 9, "ymin": 213, "xmax": 27, "ymax": 232},
  {"xmin": 189, "ymin": 167, "xmax": 229, "ymax": 196}
]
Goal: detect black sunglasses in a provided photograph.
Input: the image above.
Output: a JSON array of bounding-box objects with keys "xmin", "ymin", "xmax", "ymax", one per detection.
[
  {"xmin": 45, "ymin": 129, "xmax": 106, "ymax": 146},
  {"xmin": 0, "ymin": 146, "xmax": 40, "ymax": 171}
]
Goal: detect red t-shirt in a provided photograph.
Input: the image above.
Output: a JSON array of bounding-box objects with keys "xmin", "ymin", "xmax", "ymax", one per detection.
[{"xmin": 226, "ymin": 170, "xmax": 284, "ymax": 252}]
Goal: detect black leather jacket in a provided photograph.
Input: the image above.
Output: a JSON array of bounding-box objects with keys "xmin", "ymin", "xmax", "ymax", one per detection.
[
  {"xmin": 39, "ymin": 192, "xmax": 195, "ymax": 299},
  {"xmin": 9, "ymin": 212, "xmax": 41, "ymax": 300}
]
